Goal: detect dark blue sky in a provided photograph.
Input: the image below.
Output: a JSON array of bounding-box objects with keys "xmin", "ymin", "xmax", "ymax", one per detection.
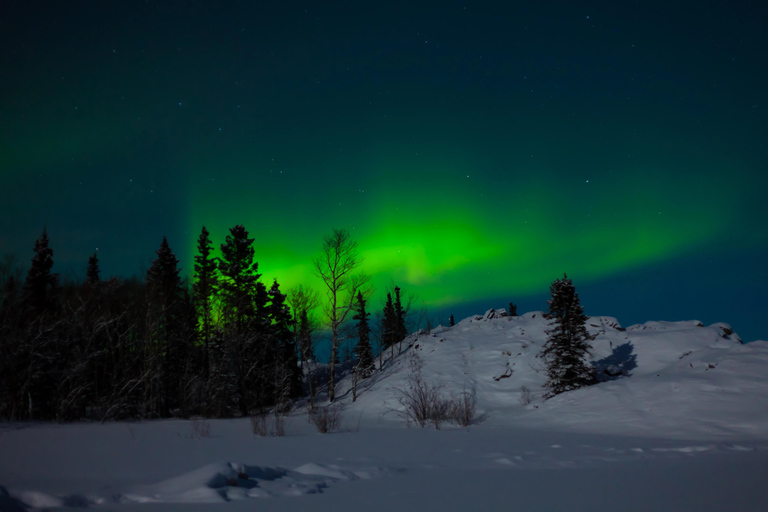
[{"xmin": 1, "ymin": 1, "xmax": 766, "ymax": 341}]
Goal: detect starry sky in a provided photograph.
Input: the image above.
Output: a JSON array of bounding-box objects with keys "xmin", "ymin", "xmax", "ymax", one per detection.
[{"xmin": 1, "ymin": 1, "xmax": 766, "ymax": 341}]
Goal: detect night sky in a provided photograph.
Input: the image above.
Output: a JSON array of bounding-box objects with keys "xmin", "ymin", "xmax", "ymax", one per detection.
[{"xmin": 2, "ymin": 1, "xmax": 766, "ymax": 341}]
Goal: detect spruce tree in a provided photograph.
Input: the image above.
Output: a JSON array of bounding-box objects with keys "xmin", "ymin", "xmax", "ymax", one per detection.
[
  {"xmin": 218, "ymin": 225, "xmax": 266, "ymax": 414},
  {"xmin": 19, "ymin": 228, "xmax": 60, "ymax": 419},
  {"xmin": 218, "ymin": 225, "xmax": 260, "ymax": 332},
  {"xmin": 508, "ymin": 302, "xmax": 518, "ymax": 316},
  {"xmin": 393, "ymin": 286, "xmax": 408, "ymax": 345},
  {"xmin": 538, "ymin": 274, "xmax": 596, "ymax": 398},
  {"xmin": 86, "ymin": 252, "xmax": 100, "ymax": 285},
  {"xmin": 193, "ymin": 226, "xmax": 218, "ymax": 382},
  {"xmin": 268, "ymin": 279, "xmax": 301, "ymax": 402},
  {"xmin": 23, "ymin": 228, "xmax": 58, "ymax": 313},
  {"xmin": 381, "ymin": 292, "xmax": 396, "ymax": 359},
  {"xmin": 353, "ymin": 291, "xmax": 375, "ymax": 378},
  {"xmin": 146, "ymin": 236, "xmax": 186, "ymax": 416},
  {"xmin": 449, "ymin": 314, "xmax": 455, "ymax": 327}
]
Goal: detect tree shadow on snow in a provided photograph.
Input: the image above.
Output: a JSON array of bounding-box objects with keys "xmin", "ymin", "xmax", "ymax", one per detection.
[{"xmin": 592, "ymin": 342, "xmax": 638, "ymax": 382}]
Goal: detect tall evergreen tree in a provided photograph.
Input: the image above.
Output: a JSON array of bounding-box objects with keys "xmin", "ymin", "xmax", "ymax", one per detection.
[
  {"xmin": 146, "ymin": 236, "xmax": 187, "ymax": 416},
  {"xmin": 381, "ymin": 292, "xmax": 396, "ymax": 359},
  {"xmin": 393, "ymin": 286, "xmax": 408, "ymax": 345},
  {"xmin": 267, "ymin": 280, "xmax": 301, "ymax": 403},
  {"xmin": 218, "ymin": 225, "xmax": 260, "ymax": 332},
  {"xmin": 86, "ymin": 252, "xmax": 100, "ymax": 285},
  {"xmin": 193, "ymin": 226, "xmax": 218, "ymax": 383},
  {"xmin": 353, "ymin": 291, "xmax": 375, "ymax": 378},
  {"xmin": 218, "ymin": 225, "xmax": 267, "ymax": 414},
  {"xmin": 538, "ymin": 274, "xmax": 596, "ymax": 398},
  {"xmin": 19, "ymin": 228, "xmax": 61, "ymax": 419},
  {"xmin": 449, "ymin": 314, "xmax": 455, "ymax": 327},
  {"xmin": 23, "ymin": 227, "xmax": 58, "ymax": 313}
]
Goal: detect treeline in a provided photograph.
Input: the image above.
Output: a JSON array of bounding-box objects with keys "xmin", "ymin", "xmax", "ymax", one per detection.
[{"xmin": 0, "ymin": 225, "xmax": 409, "ymax": 422}]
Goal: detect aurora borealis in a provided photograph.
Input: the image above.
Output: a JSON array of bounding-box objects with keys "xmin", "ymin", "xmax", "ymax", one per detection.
[{"xmin": 1, "ymin": 1, "xmax": 766, "ymax": 341}]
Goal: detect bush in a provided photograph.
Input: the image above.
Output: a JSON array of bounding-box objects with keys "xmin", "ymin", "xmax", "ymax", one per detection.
[
  {"xmin": 309, "ymin": 405, "xmax": 343, "ymax": 433},
  {"xmin": 191, "ymin": 418, "xmax": 211, "ymax": 438},
  {"xmin": 394, "ymin": 352, "xmax": 476, "ymax": 429},
  {"xmin": 250, "ymin": 412, "xmax": 288, "ymax": 437},
  {"xmin": 448, "ymin": 389, "xmax": 476, "ymax": 427},
  {"xmin": 519, "ymin": 386, "xmax": 531, "ymax": 406}
]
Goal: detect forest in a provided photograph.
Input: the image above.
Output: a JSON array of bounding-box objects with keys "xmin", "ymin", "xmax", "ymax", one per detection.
[{"xmin": 0, "ymin": 225, "xmax": 411, "ymax": 422}]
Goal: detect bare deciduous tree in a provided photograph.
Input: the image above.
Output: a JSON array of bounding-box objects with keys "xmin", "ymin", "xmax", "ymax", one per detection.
[{"xmin": 313, "ymin": 229, "xmax": 370, "ymax": 402}]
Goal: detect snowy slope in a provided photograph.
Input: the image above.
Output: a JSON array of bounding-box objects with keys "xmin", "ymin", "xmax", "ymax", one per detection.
[{"xmin": 339, "ymin": 310, "xmax": 768, "ymax": 440}]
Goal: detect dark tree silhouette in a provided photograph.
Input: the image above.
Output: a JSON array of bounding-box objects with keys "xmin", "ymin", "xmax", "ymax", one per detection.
[
  {"xmin": 313, "ymin": 228, "xmax": 369, "ymax": 402},
  {"xmin": 381, "ymin": 292, "xmax": 396, "ymax": 360},
  {"xmin": 193, "ymin": 226, "xmax": 218, "ymax": 385},
  {"xmin": 145, "ymin": 236, "xmax": 190, "ymax": 416},
  {"xmin": 86, "ymin": 252, "xmax": 100, "ymax": 285},
  {"xmin": 538, "ymin": 274, "xmax": 596, "ymax": 398},
  {"xmin": 393, "ymin": 286, "xmax": 408, "ymax": 347},
  {"xmin": 353, "ymin": 290, "xmax": 375, "ymax": 378},
  {"xmin": 23, "ymin": 228, "xmax": 58, "ymax": 314},
  {"xmin": 268, "ymin": 279, "xmax": 301, "ymax": 404}
]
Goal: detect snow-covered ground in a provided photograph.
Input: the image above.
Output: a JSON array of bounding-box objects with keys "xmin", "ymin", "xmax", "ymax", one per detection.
[{"xmin": 1, "ymin": 311, "xmax": 767, "ymax": 511}]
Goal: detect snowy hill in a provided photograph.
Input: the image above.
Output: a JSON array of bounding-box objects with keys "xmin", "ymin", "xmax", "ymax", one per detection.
[{"xmin": 337, "ymin": 310, "xmax": 768, "ymax": 440}]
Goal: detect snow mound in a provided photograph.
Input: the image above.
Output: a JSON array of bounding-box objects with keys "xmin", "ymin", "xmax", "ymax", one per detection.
[
  {"xmin": 121, "ymin": 461, "xmax": 387, "ymax": 503},
  {"xmin": 338, "ymin": 312, "xmax": 768, "ymax": 440}
]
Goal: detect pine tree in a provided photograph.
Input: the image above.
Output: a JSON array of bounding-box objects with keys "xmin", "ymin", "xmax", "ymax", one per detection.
[
  {"xmin": 86, "ymin": 252, "xmax": 100, "ymax": 285},
  {"xmin": 193, "ymin": 226, "xmax": 218, "ymax": 383},
  {"xmin": 381, "ymin": 292, "xmax": 396, "ymax": 360},
  {"xmin": 268, "ymin": 279, "xmax": 301, "ymax": 403},
  {"xmin": 508, "ymin": 303, "xmax": 518, "ymax": 316},
  {"xmin": 538, "ymin": 274, "xmax": 596, "ymax": 398},
  {"xmin": 218, "ymin": 225, "xmax": 265, "ymax": 414},
  {"xmin": 449, "ymin": 314, "xmax": 455, "ymax": 327},
  {"xmin": 393, "ymin": 286, "xmax": 408, "ymax": 346},
  {"xmin": 146, "ymin": 236, "xmax": 186, "ymax": 416},
  {"xmin": 23, "ymin": 227, "xmax": 59, "ymax": 313},
  {"xmin": 296, "ymin": 309, "xmax": 316, "ymax": 404},
  {"xmin": 353, "ymin": 291, "xmax": 375, "ymax": 378},
  {"xmin": 218, "ymin": 225, "xmax": 261, "ymax": 328},
  {"xmin": 15, "ymin": 229, "xmax": 60, "ymax": 419}
]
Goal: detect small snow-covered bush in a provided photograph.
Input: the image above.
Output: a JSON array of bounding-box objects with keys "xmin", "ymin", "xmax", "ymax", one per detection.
[
  {"xmin": 448, "ymin": 389, "xmax": 477, "ymax": 427},
  {"xmin": 310, "ymin": 405, "xmax": 343, "ymax": 433},
  {"xmin": 192, "ymin": 418, "xmax": 211, "ymax": 438},
  {"xmin": 251, "ymin": 413, "xmax": 269, "ymax": 437},
  {"xmin": 250, "ymin": 412, "xmax": 288, "ymax": 437},
  {"xmin": 519, "ymin": 386, "xmax": 531, "ymax": 406},
  {"xmin": 394, "ymin": 352, "xmax": 477, "ymax": 429}
]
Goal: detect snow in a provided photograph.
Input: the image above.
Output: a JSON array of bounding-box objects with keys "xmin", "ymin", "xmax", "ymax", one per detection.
[{"xmin": 1, "ymin": 311, "xmax": 767, "ymax": 511}]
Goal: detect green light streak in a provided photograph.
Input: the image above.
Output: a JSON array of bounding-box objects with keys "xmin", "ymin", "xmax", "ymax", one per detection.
[{"xmin": 187, "ymin": 148, "xmax": 737, "ymax": 314}]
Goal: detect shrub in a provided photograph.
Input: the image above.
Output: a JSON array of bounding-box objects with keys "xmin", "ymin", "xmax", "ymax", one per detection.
[
  {"xmin": 519, "ymin": 386, "xmax": 531, "ymax": 406},
  {"xmin": 250, "ymin": 412, "xmax": 288, "ymax": 437},
  {"xmin": 448, "ymin": 389, "xmax": 476, "ymax": 427},
  {"xmin": 191, "ymin": 418, "xmax": 211, "ymax": 438},
  {"xmin": 394, "ymin": 352, "xmax": 476, "ymax": 429},
  {"xmin": 309, "ymin": 405, "xmax": 343, "ymax": 433}
]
